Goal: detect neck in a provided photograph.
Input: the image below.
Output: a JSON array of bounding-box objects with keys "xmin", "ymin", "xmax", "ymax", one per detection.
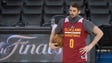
[{"xmin": 70, "ymin": 15, "xmax": 79, "ymax": 19}]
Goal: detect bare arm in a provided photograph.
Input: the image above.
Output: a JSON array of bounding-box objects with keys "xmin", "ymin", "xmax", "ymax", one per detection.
[
  {"xmin": 49, "ymin": 25, "xmax": 56, "ymax": 43},
  {"xmin": 49, "ymin": 24, "xmax": 60, "ymax": 50},
  {"xmin": 80, "ymin": 26, "xmax": 104, "ymax": 54},
  {"xmin": 89, "ymin": 26, "xmax": 103, "ymax": 48}
]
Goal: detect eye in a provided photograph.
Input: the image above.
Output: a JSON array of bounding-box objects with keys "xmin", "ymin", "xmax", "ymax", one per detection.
[
  {"xmin": 73, "ymin": 10, "xmax": 76, "ymax": 12},
  {"xmin": 69, "ymin": 9, "xmax": 76, "ymax": 12},
  {"xmin": 69, "ymin": 9, "xmax": 72, "ymax": 12}
]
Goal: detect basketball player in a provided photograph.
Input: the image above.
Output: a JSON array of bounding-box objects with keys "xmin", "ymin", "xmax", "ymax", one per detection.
[{"xmin": 49, "ymin": 2, "xmax": 103, "ymax": 63}]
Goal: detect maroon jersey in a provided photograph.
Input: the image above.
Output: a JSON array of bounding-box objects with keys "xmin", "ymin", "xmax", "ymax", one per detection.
[{"xmin": 63, "ymin": 17, "xmax": 88, "ymax": 63}]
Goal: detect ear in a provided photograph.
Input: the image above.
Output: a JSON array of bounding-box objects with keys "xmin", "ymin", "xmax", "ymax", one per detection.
[{"xmin": 78, "ymin": 10, "xmax": 81, "ymax": 14}]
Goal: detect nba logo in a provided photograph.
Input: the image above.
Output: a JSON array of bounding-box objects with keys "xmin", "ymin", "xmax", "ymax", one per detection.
[{"xmin": 81, "ymin": 54, "xmax": 87, "ymax": 61}]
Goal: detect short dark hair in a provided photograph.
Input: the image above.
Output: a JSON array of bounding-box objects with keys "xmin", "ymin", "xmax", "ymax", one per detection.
[{"xmin": 70, "ymin": 2, "xmax": 80, "ymax": 10}]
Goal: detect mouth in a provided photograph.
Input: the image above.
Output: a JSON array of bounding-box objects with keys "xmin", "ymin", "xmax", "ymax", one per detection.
[{"xmin": 70, "ymin": 14, "xmax": 75, "ymax": 18}]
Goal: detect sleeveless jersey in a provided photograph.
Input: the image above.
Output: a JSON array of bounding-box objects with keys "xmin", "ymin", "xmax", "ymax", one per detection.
[{"xmin": 63, "ymin": 17, "xmax": 88, "ymax": 63}]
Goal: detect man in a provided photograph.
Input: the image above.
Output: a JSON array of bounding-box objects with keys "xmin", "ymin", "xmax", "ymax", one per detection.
[{"xmin": 49, "ymin": 2, "xmax": 103, "ymax": 63}]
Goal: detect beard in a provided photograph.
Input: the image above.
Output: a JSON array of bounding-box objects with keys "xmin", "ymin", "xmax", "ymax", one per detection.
[
  {"xmin": 70, "ymin": 14, "xmax": 75, "ymax": 18},
  {"xmin": 70, "ymin": 13, "xmax": 79, "ymax": 18}
]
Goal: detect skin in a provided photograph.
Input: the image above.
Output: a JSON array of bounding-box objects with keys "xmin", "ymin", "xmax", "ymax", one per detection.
[{"xmin": 49, "ymin": 6, "xmax": 104, "ymax": 55}]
